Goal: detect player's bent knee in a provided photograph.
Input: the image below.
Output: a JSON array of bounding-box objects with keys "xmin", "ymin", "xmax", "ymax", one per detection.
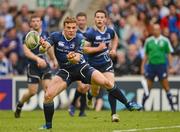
[
  {"xmin": 103, "ymin": 80, "xmax": 113, "ymax": 90},
  {"xmin": 44, "ymin": 92, "xmax": 54, "ymax": 102}
]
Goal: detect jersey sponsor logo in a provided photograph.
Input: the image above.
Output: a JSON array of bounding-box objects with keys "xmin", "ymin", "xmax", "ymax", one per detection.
[
  {"xmin": 96, "ymin": 36, "xmax": 101, "ymax": 40},
  {"xmin": 58, "ymin": 41, "xmax": 65, "ymax": 47}
]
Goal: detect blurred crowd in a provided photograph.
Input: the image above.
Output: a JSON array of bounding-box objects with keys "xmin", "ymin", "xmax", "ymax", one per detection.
[
  {"xmin": 0, "ymin": 1, "xmax": 64, "ymax": 76},
  {"xmin": 105, "ymin": 0, "xmax": 180, "ymax": 76},
  {"xmin": 0, "ymin": 0, "xmax": 180, "ymax": 77}
]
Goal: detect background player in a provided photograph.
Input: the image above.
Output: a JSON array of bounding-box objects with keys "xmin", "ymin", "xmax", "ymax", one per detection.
[
  {"xmin": 14, "ymin": 14, "xmax": 58, "ymax": 118},
  {"xmin": 141, "ymin": 23, "xmax": 175, "ymax": 111},
  {"xmin": 68, "ymin": 12, "xmax": 89, "ymax": 117},
  {"xmin": 39, "ymin": 16, "xmax": 142, "ymax": 129},
  {"xmin": 83, "ymin": 10, "xmax": 142, "ymax": 122}
]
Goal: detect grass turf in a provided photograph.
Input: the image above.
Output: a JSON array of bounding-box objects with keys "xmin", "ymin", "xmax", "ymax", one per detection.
[{"xmin": 0, "ymin": 110, "xmax": 180, "ymax": 132}]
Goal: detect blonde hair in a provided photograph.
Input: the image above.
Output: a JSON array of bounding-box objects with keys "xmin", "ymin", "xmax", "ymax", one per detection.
[{"xmin": 63, "ymin": 17, "xmax": 77, "ymax": 26}]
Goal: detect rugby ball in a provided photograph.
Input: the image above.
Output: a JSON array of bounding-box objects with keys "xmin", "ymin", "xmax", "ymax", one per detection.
[
  {"xmin": 25, "ymin": 31, "xmax": 40, "ymax": 50},
  {"xmin": 39, "ymin": 45, "xmax": 46, "ymax": 53}
]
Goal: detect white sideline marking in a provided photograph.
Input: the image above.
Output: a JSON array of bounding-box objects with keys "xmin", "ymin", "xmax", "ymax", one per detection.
[{"xmin": 113, "ymin": 125, "xmax": 180, "ymax": 132}]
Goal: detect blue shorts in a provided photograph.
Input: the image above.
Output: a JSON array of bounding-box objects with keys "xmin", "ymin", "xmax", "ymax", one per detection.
[
  {"xmin": 90, "ymin": 61, "xmax": 114, "ymax": 73},
  {"xmin": 145, "ymin": 64, "xmax": 168, "ymax": 81},
  {"xmin": 56, "ymin": 63, "xmax": 95, "ymax": 86},
  {"xmin": 27, "ymin": 64, "xmax": 52, "ymax": 83}
]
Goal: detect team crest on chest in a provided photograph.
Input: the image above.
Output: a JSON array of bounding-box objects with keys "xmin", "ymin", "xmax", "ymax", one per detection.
[{"xmin": 70, "ymin": 43, "xmax": 75, "ymax": 49}]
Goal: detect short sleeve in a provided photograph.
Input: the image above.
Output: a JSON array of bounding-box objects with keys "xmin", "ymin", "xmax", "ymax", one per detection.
[
  {"xmin": 46, "ymin": 32, "xmax": 57, "ymax": 46},
  {"xmin": 84, "ymin": 28, "xmax": 94, "ymax": 43}
]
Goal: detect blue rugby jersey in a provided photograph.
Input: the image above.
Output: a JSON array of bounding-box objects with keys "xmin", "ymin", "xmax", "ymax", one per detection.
[
  {"xmin": 47, "ymin": 32, "xmax": 86, "ymax": 68},
  {"xmin": 85, "ymin": 27, "xmax": 115, "ymax": 66},
  {"xmin": 77, "ymin": 27, "xmax": 89, "ymax": 61},
  {"xmin": 77, "ymin": 27, "xmax": 89, "ymax": 39}
]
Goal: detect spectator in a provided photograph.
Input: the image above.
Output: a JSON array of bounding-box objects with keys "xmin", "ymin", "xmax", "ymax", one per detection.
[
  {"xmin": 109, "ymin": 3, "xmax": 121, "ymax": 24},
  {"xmin": 160, "ymin": 3, "xmax": 180, "ymax": 35},
  {"xmin": 15, "ymin": 4, "xmax": 31, "ymax": 31},
  {"xmin": 9, "ymin": 52, "xmax": 25, "ymax": 75},
  {"xmin": 44, "ymin": 5, "xmax": 61, "ymax": 33},
  {"xmin": 114, "ymin": 50, "xmax": 129, "ymax": 76},
  {"xmin": 156, "ymin": 0, "xmax": 170, "ymax": 18},
  {"xmin": 170, "ymin": 32, "xmax": 180, "ymax": 56},
  {"xmin": 126, "ymin": 44, "xmax": 142, "ymax": 75},
  {"xmin": 0, "ymin": 16, "xmax": 6, "ymax": 43},
  {"xmin": 1, "ymin": 27, "xmax": 23, "ymax": 58},
  {"xmin": 17, "ymin": 21, "xmax": 30, "ymax": 45},
  {"xmin": 0, "ymin": 1, "xmax": 14, "ymax": 28},
  {"xmin": 0, "ymin": 50, "xmax": 12, "ymax": 76}
]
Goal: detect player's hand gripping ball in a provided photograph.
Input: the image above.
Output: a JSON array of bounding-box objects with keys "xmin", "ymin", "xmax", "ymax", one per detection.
[
  {"xmin": 39, "ymin": 45, "xmax": 46, "ymax": 53},
  {"xmin": 25, "ymin": 31, "xmax": 40, "ymax": 50},
  {"xmin": 67, "ymin": 52, "xmax": 76, "ymax": 61}
]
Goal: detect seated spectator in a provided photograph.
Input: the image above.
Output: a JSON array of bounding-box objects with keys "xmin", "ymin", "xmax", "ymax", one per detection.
[
  {"xmin": 114, "ymin": 50, "xmax": 129, "ymax": 76},
  {"xmin": 169, "ymin": 54, "xmax": 180, "ymax": 75},
  {"xmin": 0, "ymin": 16, "xmax": 6, "ymax": 43},
  {"xmin": 9, "ymin": 52, "xmax": 25, "ymax": 75},
  {"xmin": 1, "ymin": 27, "xmax": 23, "ymax": 58},
  {"xmin": 0, "ymin": 50, "xmax": 12, "ymax": 76},
  {"xmin": 0, "ymin": 1, "xmax": 14, "ymax": 28},
  {"xmin": 170, "ymin": 32, "xmax": 180, "ymax": 56},
  {"xmin": 126, "ymin": 44, "xmax": 142, "ymax": 74},
  {"xmin": 15, "ymin": 4, "xmax": 31, "ymax": 31},
  {"xmin": 160, "ymin": 3, "xmax": 180, "ymax": 35},
  {"xmin": 44, "ymin": 5, "xmax": 61, "ymax": 33}
]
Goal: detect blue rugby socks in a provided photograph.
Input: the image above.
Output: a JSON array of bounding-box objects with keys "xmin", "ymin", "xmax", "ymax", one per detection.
[
  {"xmin": 43, "ymin": 102, "xmax": 54, "ymax": 129},
  {"xmin": 72, "ymin": 90, "xmax": 81, "ymax": 106},
  {"xmin": 166, "ymin": 91, "xmax": 175, "ymax": 111},
  {"xmin": 108, "ymin": 93, "xmax": 116, "ymax": 115},
  {"xmin": 79, "ymin": 93, "xmax": 86, "ymax": 116},
  {"xmin": 108, "ymin": 84, "xmax": 129, "ymax": 106}
]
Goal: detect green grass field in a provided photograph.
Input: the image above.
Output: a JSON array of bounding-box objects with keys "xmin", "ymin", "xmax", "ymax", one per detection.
[{"xmin": 0, "ymin": 110, "xmax": 180, "ymax": 132}]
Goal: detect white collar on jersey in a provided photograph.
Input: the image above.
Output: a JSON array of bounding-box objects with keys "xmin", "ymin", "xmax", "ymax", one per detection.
[
  {"xmin": 78, "ymin": 26, "xmax": 88, "ymax": 33},
  {"xmin": 94, "ymin": 26, "xmax": 107, "ymax": 34},
  {"xmin": 62, "ymin": 31, "xmax": 76, "ymax": 41},
  {"xmin": 153, "ymin": 35, "xmax": 163, "ymax": 44}
]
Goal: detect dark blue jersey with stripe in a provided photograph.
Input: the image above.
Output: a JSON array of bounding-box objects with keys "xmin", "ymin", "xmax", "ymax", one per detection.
[
  {"xmin": 77, "ymin": 27, "xmax": 89, "ymax": 61},
  {"xmin": 23, "ymin": 31, "xmax": 49, "ymax": 65},
  {"xmin": 46, "ymin": 32, "xmax": 86, "ymax": 69},
  {"xmin": 77, "ymin": 27, "xmax": 89, "ymax": 39},
  {"xmin": 85, "ymin": 27, "xmax": 115, "ymax": 66}
]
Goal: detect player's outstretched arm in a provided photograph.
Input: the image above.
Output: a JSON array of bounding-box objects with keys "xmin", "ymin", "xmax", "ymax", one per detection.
[
  {"xmin": 23, "ymin": 45, "xmax": 47, "ymax": 68},
  {"xmin": 39, "ymin": 37, "xmax": 51, "ymax": 51},
  {"xmin": 23, "ymin": 44, "xmax": 40, "ymax": 62},
  {"xmin": 47, "ymin": 46, "xmax": 58, "ymax": 69}
]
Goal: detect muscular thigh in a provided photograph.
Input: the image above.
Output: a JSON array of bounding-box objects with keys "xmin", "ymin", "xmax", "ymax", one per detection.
[
  {"xmin": 41, "ymin": 79, "xmax": 51, "ymax": 92},
  {"xmin": 46, "ymin": 75, "xmax": 67, "ymax": 99},
  {"xmin": 103, "ymin": 72, "xmax": 115, "ymax": 84},
  {"xmin": 91, "ymin": 72, "xmax": 114, "ymax": 96}
]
